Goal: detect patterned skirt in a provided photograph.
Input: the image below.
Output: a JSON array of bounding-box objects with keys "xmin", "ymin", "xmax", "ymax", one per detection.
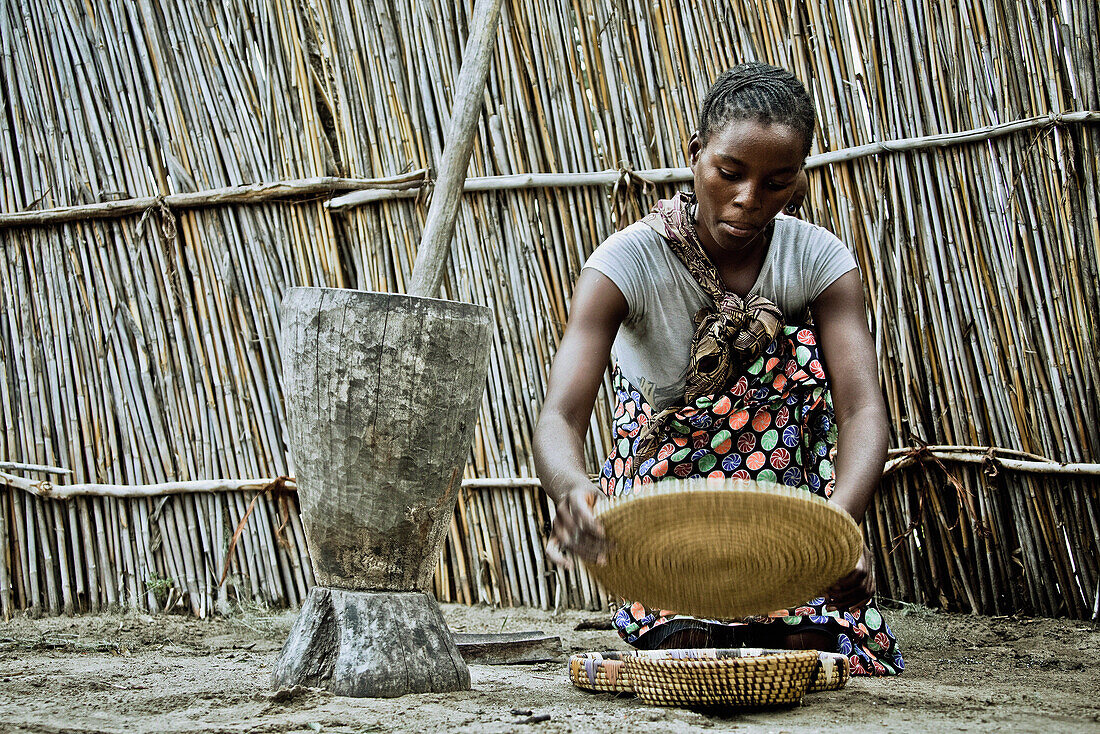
[{"xmin": 599, "ymin": 325, "xmax": 904, "ymax": 676}]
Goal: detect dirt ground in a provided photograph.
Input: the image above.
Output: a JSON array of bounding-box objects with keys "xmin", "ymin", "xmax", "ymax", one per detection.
[{"xmin": 0, "ymin": 601, "xmax": 1097, "ymax": 734}]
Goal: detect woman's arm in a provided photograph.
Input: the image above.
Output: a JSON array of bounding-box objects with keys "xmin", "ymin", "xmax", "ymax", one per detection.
[
  {"xmin": 534, "ymin": 268, "xmax": 628, "ymax": 567},
  {"xmin": 810, "ymin": 269, "xmax": 889, "ymax": 609}
]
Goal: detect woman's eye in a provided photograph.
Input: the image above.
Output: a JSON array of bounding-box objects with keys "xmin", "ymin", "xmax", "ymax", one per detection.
[
  {"xmin": 768, "ymin": 180, "xmax": 793, "ymax": 191},
  {"xmin": 718, "ymin": 169, "xmax": 740, "ymax": 181}
]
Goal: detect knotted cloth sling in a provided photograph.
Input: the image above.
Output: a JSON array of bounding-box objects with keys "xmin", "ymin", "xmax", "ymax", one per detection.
[
  {"xmin": 588, "ymin": 478, "xmax": 864, "ymax": 619},
  {"xmin": 634, "ymin": 193, "xmax": 784, "ymax": 464}
]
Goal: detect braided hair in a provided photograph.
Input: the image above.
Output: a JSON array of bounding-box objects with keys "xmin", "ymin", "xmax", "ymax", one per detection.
[{"xmin": 698, "ymin": 62, "xmax": 816, "ymax": 161}]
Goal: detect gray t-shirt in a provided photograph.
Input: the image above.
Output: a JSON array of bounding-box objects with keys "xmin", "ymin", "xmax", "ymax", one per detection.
[{"xmin": 583, "ymin": 214, "xmax": 857, "ymax": 410}]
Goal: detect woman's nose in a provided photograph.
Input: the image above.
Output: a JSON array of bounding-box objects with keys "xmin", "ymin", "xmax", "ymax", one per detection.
[{"xmin": 731, "ymin": 180, "xmax": 762, "ymax": 210}]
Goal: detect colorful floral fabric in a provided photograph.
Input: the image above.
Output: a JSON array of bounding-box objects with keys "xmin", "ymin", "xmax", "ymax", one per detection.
[{"xmin": 599, "ymin": 325, "xmax": 905, "ymax": 676}]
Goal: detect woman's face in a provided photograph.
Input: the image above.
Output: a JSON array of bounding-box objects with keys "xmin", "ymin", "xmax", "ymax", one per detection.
[{"xmin": 689, "ymin": 118, "xmax": 806, "ymax": 258}]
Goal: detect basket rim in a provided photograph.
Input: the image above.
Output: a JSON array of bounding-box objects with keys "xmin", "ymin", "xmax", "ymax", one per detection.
[
  {"xmin": 570, "ymin": 647, "xmax": 848, "ymax": 660},
  {"xmin": 622, "ymin": 648, "xmax": 819, "ymax": 668}
]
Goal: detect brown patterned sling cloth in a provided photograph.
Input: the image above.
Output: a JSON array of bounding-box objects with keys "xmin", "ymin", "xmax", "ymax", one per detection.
[{"xmin": 633, "ymin": 192, "xmax": 784, "ymax": 464}]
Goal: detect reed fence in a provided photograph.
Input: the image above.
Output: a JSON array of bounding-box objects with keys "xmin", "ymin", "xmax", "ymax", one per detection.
[{"xmin": 1, "ymin": 0, "xmax": 1097, "ymax": 620}]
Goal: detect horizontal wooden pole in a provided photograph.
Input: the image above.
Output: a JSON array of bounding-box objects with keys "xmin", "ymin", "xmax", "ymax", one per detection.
[
  {"xmin": 0, "ymin": 171, "xmax": 428, "ymax": 228},
  {"xmin": 883, "ymin": 446, "xmax": 1100, "ymax": 477},
  {"xmin": 460, "ymin": 478, "xmax": 544, "ymax": 489},
  {"xmin": 884, "ymin": 454, "xmax": 1100, "ymax": 476},
  {"xmin": 5, "ymin": 114, "xmax": 1094, "ymax": 224},
  {"xmin": 806, "ymin": 110, "xmax": 1100, "ymax": 167},
  {"xmin": 884, "ymin": 444, "xmax": 1055, "ymax": 462},
  {"xmin": 325, "ymin": 111, "xmax": 1100, "ymax": 210},
  {"xmin": 4, "ymin": 444, "xmax": 1098, "ymax": 499},
  {"xmin": 0, "ymin": 472, "xmax": 296, "ymax": 498},
  {"xmin": 326, "ymin": 167, "xmax": 692, "ymax": 208},
  {"xmin": 0, "ymin": 461, "xmax": 71, "ymax": 475},
  {"xmin": 0, "ymin": 472, "xmax": 540, "ymax": 498}
]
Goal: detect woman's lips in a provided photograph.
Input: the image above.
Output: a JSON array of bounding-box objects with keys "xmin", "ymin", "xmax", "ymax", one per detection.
[{"xmin": 718, "ymin": 221, "xmax": 759, "ymax": 237}]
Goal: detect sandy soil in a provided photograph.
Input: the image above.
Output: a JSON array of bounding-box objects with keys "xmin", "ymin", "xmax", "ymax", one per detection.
[{"xmin": 0, "ymin": 602, "xmax": 1097, "ymax": 733}]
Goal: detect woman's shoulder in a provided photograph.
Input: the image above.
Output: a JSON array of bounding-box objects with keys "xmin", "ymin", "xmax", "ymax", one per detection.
[
  {"xmin": 772, "ymin": 214, "xmax": 855, "ymax": 270},
  {"xmin": 773, "ymin": 214, "xmax": 847, "ymax": 250},
  {"xmin": 584, "ymin": 221, "xmax": 671, "ymax": 277},
  {"xmin": 768, "ymin": 215, "xmax": 858, "ymax": 308},
  {"xmin": 596, "ymin": 220, "xmax": 668, "ymax": 253}
]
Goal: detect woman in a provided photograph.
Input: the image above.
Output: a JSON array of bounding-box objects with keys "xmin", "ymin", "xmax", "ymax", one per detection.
[{"xmin": 532, "ymin": 63, "xmax": 903, "ymax": 675}]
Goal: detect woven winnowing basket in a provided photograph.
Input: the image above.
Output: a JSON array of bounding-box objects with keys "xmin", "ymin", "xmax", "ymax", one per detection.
[
  {"xmin": 589, "ymin": 478, "xmax": 863, "ymax": 620},
  {"xmin": 569, "ymin": 649, "xmax": 848, "ymax": 697},
  {"xmin": 623, "ymin": 649, "xmax": 819, "ymax": 707}
]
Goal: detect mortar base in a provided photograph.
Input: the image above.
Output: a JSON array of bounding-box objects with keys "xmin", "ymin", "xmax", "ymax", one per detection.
[{"xmin": 272, "ymin": 587, "xmax": 470, "ymax": 697}]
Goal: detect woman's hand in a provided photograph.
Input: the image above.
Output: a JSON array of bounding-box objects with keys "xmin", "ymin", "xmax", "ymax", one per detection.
[
  {"xmin": 825, "ymin": 544, "xmax": 874, "ymax": 611},
  {"xmin": 545, "ymin": 482, "xmax": 607, "ymax": 569}
]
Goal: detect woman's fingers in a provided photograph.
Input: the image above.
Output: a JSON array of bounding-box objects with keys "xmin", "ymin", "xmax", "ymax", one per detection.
[
  {"xmin": 552, "ymin": 503, "xmax": 576, "ymax": 539},
  {"xmin": 573, "ymin": 488, "xmax": 606, "ymax": 539},
  {"xmin": 565, "ymin": 519, "xmax": 608, "ymax": 564},
  {"xmin": 572, "ymin": 532, "xmax": 608, "ymax": 565},
  {"xmin": 546, "ymin": 485, "xmax": 608, "ymax": 566},
  {"xmin": 567, "ymin": 490, "xmax": 608, "ymax": 562},
  {"xmin": 576, "ymin": 490, "xmax": 611, "ymax": 567},
  {"xmin": 545, "ymin": 538, "xmax": 573, "ymax": 569},
  {"xmin": 826, "ymin": 554, "xmax": 875, "ymax": 610}
]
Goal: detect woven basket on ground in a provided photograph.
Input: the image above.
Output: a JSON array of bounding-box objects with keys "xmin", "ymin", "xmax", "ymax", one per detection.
[
  {"xmin": 589, "ymin": 478, "xmax": 863, "ymax": 619},
  {"xmin": 622, "ymin": 649, "xmax": 819, "ymax": 707},
  {"xmin": 569, "ymin": 648, "xmax": 849, "ymax": 696}
]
